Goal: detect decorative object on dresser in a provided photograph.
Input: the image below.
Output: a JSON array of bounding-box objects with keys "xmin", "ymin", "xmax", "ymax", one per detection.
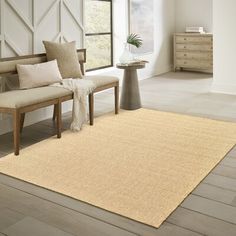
[
  {"xmin": 174, "ymin": 33, "xmax": 213, "ymax": 73},
  {"xmin": 185, "ymin": 27, "xmax": 204, "ymax": 33}
]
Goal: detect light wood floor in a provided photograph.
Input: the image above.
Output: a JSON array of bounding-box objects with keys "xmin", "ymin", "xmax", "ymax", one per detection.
[{"xmin": 1, "ymin": 72, "xmax": 236, "ymax": 236}]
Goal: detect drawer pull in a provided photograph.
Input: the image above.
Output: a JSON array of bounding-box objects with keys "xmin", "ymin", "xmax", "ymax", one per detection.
[
  {"xmin": 184, "ymin": 38, "xmax": 187, "ymax": 41},
  {"xmin": 184, "ymin": 54, "xmax": 187, "ymax": 56}
]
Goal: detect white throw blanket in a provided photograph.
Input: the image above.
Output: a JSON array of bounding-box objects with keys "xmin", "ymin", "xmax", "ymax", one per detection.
[{"xmin": 51, "ymin": 78, "xmax": 95, "ymax": 132}]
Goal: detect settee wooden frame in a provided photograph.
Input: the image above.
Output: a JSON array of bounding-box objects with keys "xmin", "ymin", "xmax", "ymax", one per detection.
[{"xmin": 0, "ymin": 49, "xmax": 119, "ymax": 156}]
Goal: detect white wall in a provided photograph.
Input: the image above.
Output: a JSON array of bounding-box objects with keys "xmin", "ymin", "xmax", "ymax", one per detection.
[
  {"xmin": 0, "ymin": 0, "xmax": 176, "ymax": 135},
  {"xmin": 211, "ymin": 0, "xmax": 236, "ymax": 94},
  {"xmin": 175, "ymin": 0, "xmax": 213, "ymax": 33}
]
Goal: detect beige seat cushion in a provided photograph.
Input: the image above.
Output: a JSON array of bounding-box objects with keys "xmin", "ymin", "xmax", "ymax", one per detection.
[
  {"xmin": 0, "ymin": 87, "xmax": 72, "ymax": 108},
  {"xmin": 43, "ymin": 41, "xmax": 82, "ymax": 79},
  {"xmin": 84, "ymin": 76, "xmax": 119, "ymax": 88},
  {"xmin": 0, "ymin": 76, "xmax": 118, "ymax": 109}
]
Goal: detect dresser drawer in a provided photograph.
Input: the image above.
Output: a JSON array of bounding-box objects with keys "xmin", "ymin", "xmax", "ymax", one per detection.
[
  {"xmin": 176, "ymin": 36, "xmax": 212, "ymax": 44},
  {"xmin": 176, "ymin": 52, "xmax": 212, "ymax": 60},
  {"xmin": 176, "ymin": 43, "xmax": 213, "ymax": 52},
  {"xmin": 176, "ymin": 59, "xmax": 213, "ymax": 69}
]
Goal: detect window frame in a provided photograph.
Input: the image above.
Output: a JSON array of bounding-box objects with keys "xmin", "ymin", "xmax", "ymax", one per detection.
[{"xmin": 85, "ymin": 0, "xmax": 113, "ymax": 72}]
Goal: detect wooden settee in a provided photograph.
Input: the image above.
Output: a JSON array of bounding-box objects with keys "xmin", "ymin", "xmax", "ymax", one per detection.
[{"xmin": 0, "ymin": 49, "xmax": 119, "ymax": 155}]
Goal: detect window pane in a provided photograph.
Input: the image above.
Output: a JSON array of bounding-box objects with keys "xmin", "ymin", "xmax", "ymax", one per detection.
[
  {"xmin": 85, "ymin": 35, "xmax": 111, "ymax": 70},
  {"xmin": 85, "ymin": 0, "xmax": 111, "ymax": 33}
]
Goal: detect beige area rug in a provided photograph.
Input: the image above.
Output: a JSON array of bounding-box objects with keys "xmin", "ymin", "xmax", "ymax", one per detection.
[{"xmin": 1, "ymin": 109, "xmax": 236, "ymax": 228}]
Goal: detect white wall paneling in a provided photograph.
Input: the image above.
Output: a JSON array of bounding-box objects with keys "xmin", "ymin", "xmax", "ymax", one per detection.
[{"xmin": 0, "ymin": 0, "xmax": 84, "ymax": 58}]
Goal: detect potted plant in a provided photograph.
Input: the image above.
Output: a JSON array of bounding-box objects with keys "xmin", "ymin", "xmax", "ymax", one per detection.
[{"xmin": 119, "ymin": 33, "xmax": 143, "ymax": 64}]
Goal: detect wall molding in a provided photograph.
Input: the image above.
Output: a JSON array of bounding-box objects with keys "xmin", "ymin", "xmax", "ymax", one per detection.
[{"xmin": 0, "ymin": 0, "xmax": 84, "ymax": 58}]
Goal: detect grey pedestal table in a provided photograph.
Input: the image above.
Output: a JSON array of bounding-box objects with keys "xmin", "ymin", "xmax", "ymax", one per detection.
[{"xmin": 117, "ymin": 63, "xmax": 145, "ymax": 110}]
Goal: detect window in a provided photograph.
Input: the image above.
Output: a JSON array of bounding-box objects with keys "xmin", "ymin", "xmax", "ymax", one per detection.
[{"xmin": 85, "ymin": 0, "xmax": 113, "ymax": 71}]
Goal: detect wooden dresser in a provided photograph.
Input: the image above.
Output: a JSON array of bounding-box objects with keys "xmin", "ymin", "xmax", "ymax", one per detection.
[{"xmin": 174, "ymin": 33, "xmax": 213, "ymax": 73}]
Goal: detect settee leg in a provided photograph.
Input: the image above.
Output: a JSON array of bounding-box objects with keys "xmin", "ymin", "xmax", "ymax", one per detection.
[
  {"xmin": 115, "ymin": 84, "xmax": 119, "ymax": 114},
  {"xmin": 89, "ymin": 93, "xmax": 94, "ymax": 126},
  {"xmin": 52, "ymin": 104, "xmax": 57, "ymax": 121},
  {"xmin": 56, "ymin": 102, "xmax": 62, "ymax": 138},
  {"xmin": 13, "ymin": 110, "xmax": 20, "ymax": 156},
  {"xmin": 20, "ymin": 113, "xmax": 25, "ymax": 133}
]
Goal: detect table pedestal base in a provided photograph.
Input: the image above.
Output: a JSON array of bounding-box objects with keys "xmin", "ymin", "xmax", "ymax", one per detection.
[{"xmin": 120, "ymin": 68, "xmax": 141, "ymax": 110}]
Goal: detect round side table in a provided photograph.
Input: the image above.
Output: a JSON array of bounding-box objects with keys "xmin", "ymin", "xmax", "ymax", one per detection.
[{"xmin": 117, "ymin": 63, "xmax": 145, "ymax": 110}]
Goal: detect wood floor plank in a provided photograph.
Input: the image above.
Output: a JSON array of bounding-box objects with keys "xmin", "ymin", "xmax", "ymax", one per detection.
[
  {"xmin": 0, "ymin": 208, "xmax": 25, "ymax": 231},
  {"xmin": 0, "ymin": 184, "xmax": 137, "ymax": 236},
  {"xmin": 156, "ymin": 222, "xmax": 202, "ymax": 236},
  {"xmin": 232, "ymin": 197, "xmax": 236, "ymax": 207},
  {"xmin": 228, "ymin": 155, "xmax": 236, "ymax": 160},
  {"xmin": 0, "ymin": 177, "xmax": 156, "ymax": 236},
  {"xmin": 0, "ymin": 134, "xmax": 13, "ymax": 153},
  {"xmin": 227, "ymin": 148, "xmax": 236, "ymax": 158},
  {"xmin": 212, "ymin": 164, "xmax": 236, "ymax": 179},
  {"xmin": 0, "ymin": 183, "xmax": 77, "ymax": 219},
  {"xmin": 193, "ymin": 183, "xmax": 236, "ymax": 205},
  {"xmin": 181, "ymin": 195, "xmax": 236, "ymax": 225},
  {"xmin": 168, "ymin": 207, "xmax": 236, "ymax": 236},
  {"xmin": 203, "ymin": 174, "xmax": 236, "ymax": 192},
  {"xmin": 221, "ymin": 158, "xmax": 236, "ymax": 168},
  {"xmin": 2, "ymin": 217, "xmax": 75, "ymax": 236},
  {"xmin": 37, "ymin": 203, "xmax": 138, "ymax": 236},
  {"xmin": 0, "ymin": 118, "xmax": 71, "ymax": 154},
  {"xmin": 0, "ymin": 202, "xmax": 7, "ymax": 209}
]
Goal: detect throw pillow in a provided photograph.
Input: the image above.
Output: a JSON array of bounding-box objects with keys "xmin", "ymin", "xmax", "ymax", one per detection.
[
  {"xmin": 43, "ymin": 41, "xmax": 82, "ymax": 79},
  {"xmin": 17, "ymin": 60, "xmax": 62, "ymax": 89}
]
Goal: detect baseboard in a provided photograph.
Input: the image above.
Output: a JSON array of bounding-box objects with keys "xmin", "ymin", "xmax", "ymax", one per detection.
[
  {"xmin": 139, "ymin": 65, "xmax": 173, "ymax": 81},
  {"xmin": 211, "ymin": 82, "xmax": 236, "ymax": 95},
  {"xmin": 155, "ymin": 65, "xmax": 173, "ymax": 77}
]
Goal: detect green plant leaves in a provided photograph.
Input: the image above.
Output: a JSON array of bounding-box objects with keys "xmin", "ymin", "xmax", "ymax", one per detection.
[{"xmin": 127, "ymin": 34, "xmax": 143, "ymax": 48}]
